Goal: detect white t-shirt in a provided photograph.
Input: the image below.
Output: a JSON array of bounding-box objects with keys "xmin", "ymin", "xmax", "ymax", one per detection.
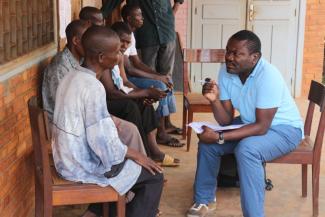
[{"xmin": 124, "ymin": 32, "xmax": 137, "ymax": 57}]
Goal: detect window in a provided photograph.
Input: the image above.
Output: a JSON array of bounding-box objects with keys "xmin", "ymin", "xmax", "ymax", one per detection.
[{"xmin": 0, "ymin": 0, "xmax": 55, "ymax": 65}]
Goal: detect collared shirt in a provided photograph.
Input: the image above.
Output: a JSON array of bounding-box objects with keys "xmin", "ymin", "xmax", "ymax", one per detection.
[
  {"xmin": 126, "ymin": 0, "xmax": 183, "ymax": 47},
  {"xmin": 42, "ymin": 47, "xmax": 80, "ymax": 121},
  {"xmin": 124, "ymin": 33, "xmax": 137, "ymax": 57},
  {"xmin": 52, "ymin": 67, "xmax": 141, "ymax": 194},
  {"xmin": 218, "ymin": 58, "xmax": 303, "ymax": 135}
]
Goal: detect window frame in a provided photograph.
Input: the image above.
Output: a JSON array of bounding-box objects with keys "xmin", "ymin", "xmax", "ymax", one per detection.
[{"xmin": 0, "ymin": 0, "xmax": 59, "ymax": 81}]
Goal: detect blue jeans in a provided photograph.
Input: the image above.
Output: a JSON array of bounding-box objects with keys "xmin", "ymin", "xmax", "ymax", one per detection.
[
  {"xmin": 128, "ymin": 76, "xmax": 176, "ymax": 118},
  {"xmin": 193, "ymin": 121, "xmax": 302, "ymax": 217}
]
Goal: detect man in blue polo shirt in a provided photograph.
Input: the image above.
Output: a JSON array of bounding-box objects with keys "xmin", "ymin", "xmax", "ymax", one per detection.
[{"xmin": 187, "ymin": 30, "xmax": 303, "ymax": 217}]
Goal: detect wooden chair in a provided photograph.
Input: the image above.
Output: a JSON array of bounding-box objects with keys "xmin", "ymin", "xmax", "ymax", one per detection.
[
  {"xmin": 182, "ymin": 48, "xmax": 225, "ymax": 151},
  {"xmin": 28, "ymin": 96, "xmax": 125, "ymax": 217},
  {"xmin": 269, "ymin": 80, "xmax": 325, "ymax": 217}
]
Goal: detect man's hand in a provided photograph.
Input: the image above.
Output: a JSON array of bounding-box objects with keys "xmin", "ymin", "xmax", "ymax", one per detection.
[
  {"xmin": 198, "ymin": 126, "xmax": 219, "ymax": 144},
  {"xmin": 134, "ymin": 153, "xmax": 163, "ymax": 175},
  {"xmin": 202, "ymin": 80, "xmax": 220, "ymax": 103},
  {"xmin": 155, "ymin": 75, "xmax": 173, "ymax": 89},
  {"xmin": 146, "ymin": 87, "xmax": 167, "ymax": 100},
  {"xmin": 143, "ymin": 98, "xmax": 155, "ymax": 106}
]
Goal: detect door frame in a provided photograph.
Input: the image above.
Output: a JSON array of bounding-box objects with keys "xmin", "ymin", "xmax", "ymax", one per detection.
[{"xmin": 186, "ymin": 0, "xmax": 307, "ymax": 97}]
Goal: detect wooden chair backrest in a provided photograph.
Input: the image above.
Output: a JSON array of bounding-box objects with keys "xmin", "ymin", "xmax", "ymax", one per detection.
[
  {"xmin": 28, "ymin": 96, "xmax": 53, "ymax": 199},
  {"xmin": 304, "ymin": 81, "xmax": 325, "ymax": 161},
  {"xmin": 182, "ymin": 48, "xmax": 226, "ymax": 95}
]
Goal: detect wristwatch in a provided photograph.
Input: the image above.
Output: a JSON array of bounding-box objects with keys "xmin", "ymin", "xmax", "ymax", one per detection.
[{"xmin": 218, "ymin": 131, "xmax": 225, "ymax": 144}]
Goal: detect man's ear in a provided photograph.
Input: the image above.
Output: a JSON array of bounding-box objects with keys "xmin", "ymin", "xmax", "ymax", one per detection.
[
  {"xmin": 252, "ymin": 52, "xmax": 261, "ymax": 64},
  {"xmin": 98, "ymin": 52, "xmax": 104, "ymax": 64},
  {"xmin": 72, "ymin": 36, "xmax": 79, "ymax": 46},
  {"xmin": 127, "ymin": 15, "xmax": 132, "ymax": 23}
]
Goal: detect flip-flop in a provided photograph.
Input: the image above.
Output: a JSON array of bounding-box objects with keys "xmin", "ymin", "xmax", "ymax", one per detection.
[
  {"xmin": 166, "ymin": 127, "xmax": 183, "ymax": 135},
  {"xmin": 156, "ymin": 154, "xmax": 180, "ymax": 167},
  {"xmin": 156, "ymin": 208, "xmax": 163, "ymax": 217},
  {"xmin": 157, "ymin": 137, "xmax": 185, "ymax": 148}
]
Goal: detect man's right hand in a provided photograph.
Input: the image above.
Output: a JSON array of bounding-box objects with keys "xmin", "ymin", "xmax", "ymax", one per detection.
[
  {"xmin": 146, "ymin": 87, "xmax": 167, "ymax": 100},
  {"xmin": 134, "ymin": 153, "xmax": 163, "ymax": 175},
  {"xmin": 202, "ymin": 80, "xmax": 220, "ymax": 103}
]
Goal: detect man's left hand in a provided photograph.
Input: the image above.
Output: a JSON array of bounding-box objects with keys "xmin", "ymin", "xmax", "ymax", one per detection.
[{"xmin": 198, "ymin": 126, "xmax": 219, "ymax": 144}]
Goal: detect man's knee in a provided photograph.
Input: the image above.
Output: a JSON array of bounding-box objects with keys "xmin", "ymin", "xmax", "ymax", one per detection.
[
  {"xmin": 234, "ymin": 137, "xmax": 260, "ymax": 161},
  {"xmin": 198, "ymin": 142, "xmax": 223, "ymax": 157}
]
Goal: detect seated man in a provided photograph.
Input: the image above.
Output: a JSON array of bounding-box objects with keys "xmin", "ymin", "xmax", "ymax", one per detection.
[
  {"xmin": 187, "ymin": 30, "xmax": 303, "ymax": 217},
  {"xmin": 52, "ymin": 25, "xmax": 163, "ymax": 217},
  {"xmin": 99, "ymin": 22, "xmax": 180, "ymax": 166},
  {"xmin": 79, "ymin": 6, "xmax": 105, "ymax": 26},
  {"xmin": 42, "ymin": 20, "xmax": 145, "ymax": 155},
  {"xmin": 121, "ymin": 4, "xmax": 184, "ymax": 146}
]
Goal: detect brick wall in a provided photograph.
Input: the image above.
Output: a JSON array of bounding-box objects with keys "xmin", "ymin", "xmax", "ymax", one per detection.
[
  {"xmin": 302, "ymin": 1, "xmax": 325, "ymax": 96},
  {"xmin": 174, "ymin": 1, "xmax": 188, "ymax": 47},
  {"xmin": 0, "ymin": 59, "xmax": 50, "ymax": 217}
]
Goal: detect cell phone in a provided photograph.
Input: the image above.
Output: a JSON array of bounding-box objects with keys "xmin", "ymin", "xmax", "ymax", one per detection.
[{"xmin": 198, "ymin": 77, "xmax": 212, "ymax": 85}]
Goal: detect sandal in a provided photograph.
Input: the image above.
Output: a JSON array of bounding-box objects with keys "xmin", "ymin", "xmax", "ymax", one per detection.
[
  {"xmin": 157, "ymin": 137, "xmax": 185, "ymax": 148},
  {"xmin": 156, "ymin": 154, "xmax": 180, "ymax": 167},
  {"xmin": 156, "ymin": 208, "xmax": 163, "ymax": 217}
]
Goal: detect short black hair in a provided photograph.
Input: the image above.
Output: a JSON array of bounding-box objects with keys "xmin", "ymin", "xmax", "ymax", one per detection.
[
  {"xmin": 81, "ymin": 25, "xmax": 119, "ymax": 55},
  {"xmin": 111, "ymin": 21, "xmax": 132, "ymax": 36},
  {"xmin": 229, "ymin": 30, "xmax": 261, "ymax": 54},
  {"xmin": 79, "ymin": 6, "xmax": 102, "ymax": 23},
  {"xmin": 65, "ymin": 20, "xmax": 89, "ymax": 46},
  {"xmin": 121, "ymin": 4, "xmax": 140, "ymax": 21}
]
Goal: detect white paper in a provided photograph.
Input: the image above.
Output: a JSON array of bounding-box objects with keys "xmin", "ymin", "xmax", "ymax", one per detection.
[{"xmin": 188, "ymin": 122, "xmax": 246, "ymax": 134}]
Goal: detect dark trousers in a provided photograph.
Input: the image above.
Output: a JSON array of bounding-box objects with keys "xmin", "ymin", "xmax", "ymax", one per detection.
[
  {"xmin": 89, "ymin": 168, "xmax": 164, "ymax": 217},
  {"xmin": 107, "ymin": 99, "xmax": 158, "ymax": 157}
]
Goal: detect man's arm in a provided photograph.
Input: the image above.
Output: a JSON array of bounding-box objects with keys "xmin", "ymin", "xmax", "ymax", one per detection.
[
  {"xmin": 100, "ymin": 63, "xmax": 166, "ymax": 101},
  {"xmin": 173, "ymin": 0, "xmax": 184, "ymax": 15},
  {"xmin": 128, "ymin": 55, "xmax": 157, "ymax": 75},
  {"xmin": 202, "ymin": 80, "xmax": 234, "ymax": 125},
  {"xmin": 125, "ymin": 56, "xmax": 172, "ymax": 87},
  {"xmin": 198, "ymin": 108, "xmax": 277, "ymax": 144},
  {"xmin": 100, "ymin": 69, "xmax": 148, "ymax": 100}
]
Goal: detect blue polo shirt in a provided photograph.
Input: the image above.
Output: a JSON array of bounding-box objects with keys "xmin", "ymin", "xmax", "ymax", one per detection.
[{"xmin": 218, "ymin": 58, "xmax": 303, "ymax": 134}]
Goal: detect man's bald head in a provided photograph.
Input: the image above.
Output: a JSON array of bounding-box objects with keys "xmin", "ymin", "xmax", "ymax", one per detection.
[
  {"xmin": 82, "ymin": 25, "xmax": 121, "ymax": 70},
  {"xmin": 79, "ymin": 6, "xmax": 104, "ymax": 26}
]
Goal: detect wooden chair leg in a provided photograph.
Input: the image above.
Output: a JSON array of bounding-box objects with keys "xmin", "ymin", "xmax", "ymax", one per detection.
[
  {"xmin": 186, "ymin": 109, "xmax": 193, "ymax": 152},
  {"xmin": 103, "ymin": 203, "xmax": 109, "ymax": 217},
  {"xmin": 35, "ymin": 184, "xmax": 43, "ymax": 217},
  {"xmin": 182, "ymin": 104, "xmax": 188, "ymax": 140},
  {"xmin": 302, "ymin": 164, "xmax": 308, "ymax": 197},
  {"xmin": 117, "ymin": 195, "xmax": 126, "ymax": 217},
  {"xmin": 312, "ymin": 164, "xmax": 320, "ymax": 217}
]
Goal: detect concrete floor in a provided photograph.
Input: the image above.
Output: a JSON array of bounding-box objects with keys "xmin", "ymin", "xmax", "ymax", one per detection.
[{"xmin": 54, "ymin": 95, "xmax": 325, "ymax": 217}]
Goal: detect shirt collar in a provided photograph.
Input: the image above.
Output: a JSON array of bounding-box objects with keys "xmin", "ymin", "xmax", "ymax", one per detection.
[
  {"xmin": 76, "ymin": 65, "xmax": 97, "ymax": 77},
  {"xmin": 63, "ymin": 47, "xmax": 81, "ymax": 69},
  {"xmin": 248, "ymin": 57, "xmax": 263, "ymax": 78}
]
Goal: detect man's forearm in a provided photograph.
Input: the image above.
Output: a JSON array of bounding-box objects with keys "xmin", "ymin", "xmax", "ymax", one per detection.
[
  {"xmin": 173, "ymin": 2, "xmax": 181, "ymax": 15},
  {"xmin": 211, "ymin": 100, "xmax": 233, "ymax": 125}
]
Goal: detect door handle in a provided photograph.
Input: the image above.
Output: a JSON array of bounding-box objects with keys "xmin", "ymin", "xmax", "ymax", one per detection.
[{"xmin": 249, "ymin": 3, "xmax": 255, "ymax": 21}]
